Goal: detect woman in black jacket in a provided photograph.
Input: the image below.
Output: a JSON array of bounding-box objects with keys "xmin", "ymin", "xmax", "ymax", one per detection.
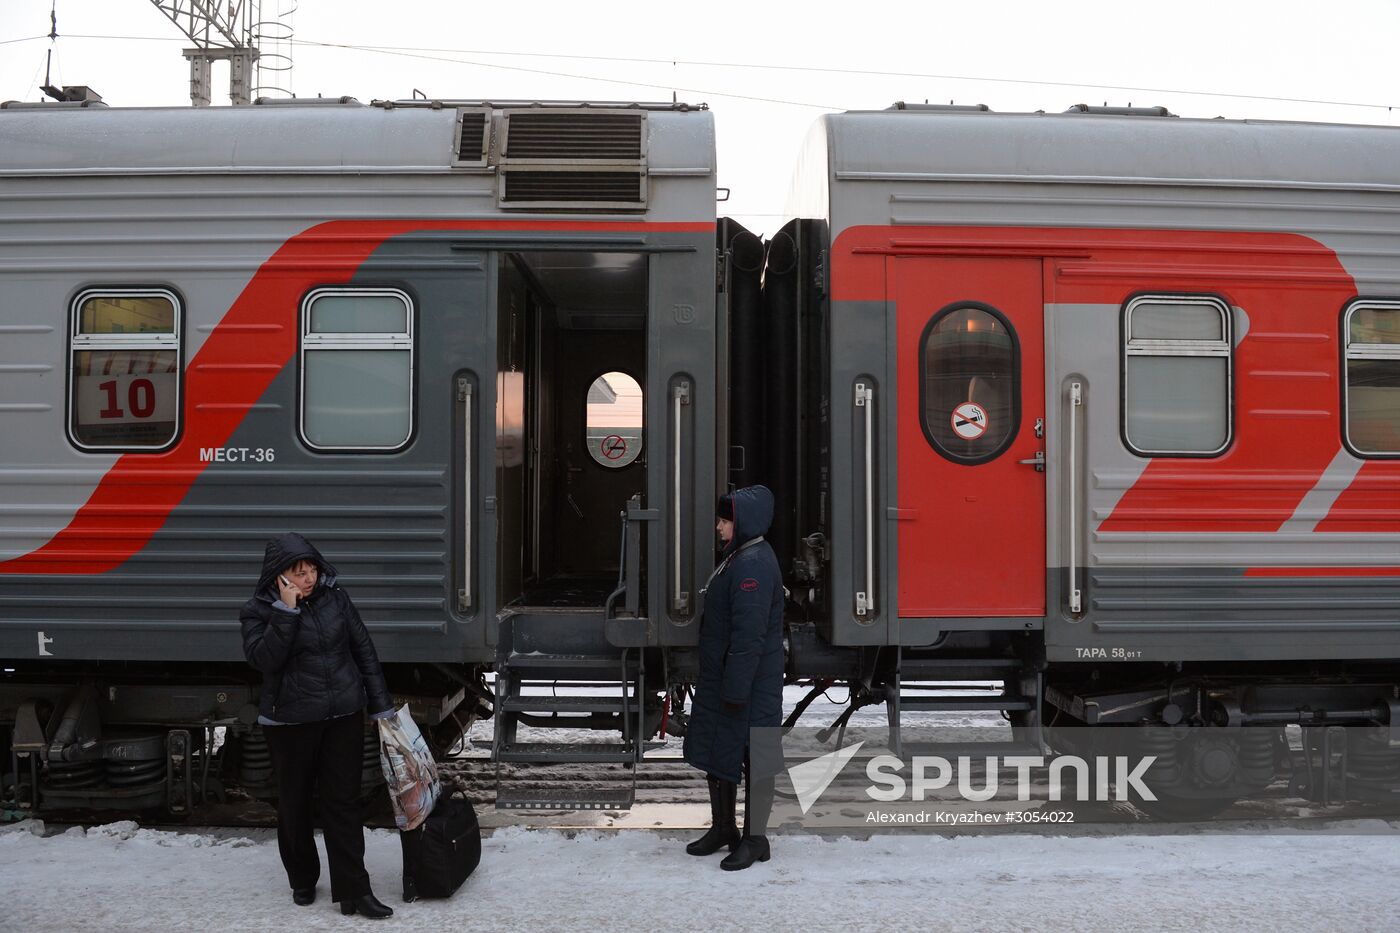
[{"xmin": 241, "ymin": 532, "xmax": 396, "ymax": 919}]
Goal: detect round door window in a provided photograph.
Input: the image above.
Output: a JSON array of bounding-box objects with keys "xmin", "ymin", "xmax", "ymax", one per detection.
[{"xmin": 586, "ymin": 371, "xmax": 644, "ymax": 468}]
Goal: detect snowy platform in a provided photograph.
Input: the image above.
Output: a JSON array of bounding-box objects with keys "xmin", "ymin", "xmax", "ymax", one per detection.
[{"xmin": 3, "ymin": 817, "xmax": 1399, "ymax": 931}]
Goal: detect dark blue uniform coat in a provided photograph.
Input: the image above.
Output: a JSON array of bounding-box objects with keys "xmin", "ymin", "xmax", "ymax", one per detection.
[{"xmin": 683, "ymin": 486, "xmax": 786, "ymax": 785}]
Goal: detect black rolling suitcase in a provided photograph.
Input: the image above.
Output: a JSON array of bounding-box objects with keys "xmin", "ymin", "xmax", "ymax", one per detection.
[{"xmin": 400, "ymin": 793, "xmax": 481, "ymax": 901}]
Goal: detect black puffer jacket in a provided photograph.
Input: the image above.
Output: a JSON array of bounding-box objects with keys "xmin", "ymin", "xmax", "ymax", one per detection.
[{"xmin": 240, "ymin": 533, "xmax": 393, "ymax": 723}]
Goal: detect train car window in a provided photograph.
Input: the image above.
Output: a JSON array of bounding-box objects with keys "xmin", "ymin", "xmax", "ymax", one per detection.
[
  {"xmin": 919, "ymin": 304, "xmax": 1020, "ymax": 464},
  {"xmin": 1342, "ymin": 300, "xmax": 1400, "ymax": 456},
  {"xmin": 1122, "ymin": 295, "xmax": 1232, "ymax": 456},
  {"xmin": 300, "ymin": 288, "xmax": 414, "ymax": 451},
  {"xmin": 585, "ymin": 371, "xmax": 644, "ymax": 468},
  {"xmin": 68, "ymin": 289, "xmax": 181, "ymax": 451}
]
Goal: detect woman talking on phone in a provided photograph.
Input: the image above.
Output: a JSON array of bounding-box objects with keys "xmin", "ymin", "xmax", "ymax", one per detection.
[{"xmin": 240, "ymin": 532, "xmax": 397, "ymax": 919}]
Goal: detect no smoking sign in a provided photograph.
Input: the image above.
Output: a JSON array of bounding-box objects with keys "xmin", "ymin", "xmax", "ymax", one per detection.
[
  {"xmin": 950, "ymin": 401, "xmax": 988, "ymax": 440},
  {"xmin": 600, "ymin": 434, "xmax": 627, "ymax": 460}
]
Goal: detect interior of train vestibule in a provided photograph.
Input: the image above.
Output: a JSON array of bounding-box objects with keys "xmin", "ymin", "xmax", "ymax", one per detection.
[{"xmin": 494, "ymin": 251, "xmax": 647, "ymax": 611}]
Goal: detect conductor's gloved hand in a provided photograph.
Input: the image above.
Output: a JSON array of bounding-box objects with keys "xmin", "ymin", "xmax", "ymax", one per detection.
[{"xmin": 722, "ymin": 701, "xmax": 746, "ymax": 717}]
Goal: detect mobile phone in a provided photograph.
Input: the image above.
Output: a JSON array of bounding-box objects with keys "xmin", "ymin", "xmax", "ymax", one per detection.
[{"xmin": 279, "ymin": 574, "xmax": 291, "ymax": 588}]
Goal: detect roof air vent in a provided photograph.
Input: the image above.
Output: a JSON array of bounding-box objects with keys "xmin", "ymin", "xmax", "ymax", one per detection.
[
  {"xmin": 498, "ymin": 108, "xmax": 647, "ymax": 211},
  {"xmin": 453, "ymin": 109, "xmax": 491, "ymax": 167}
]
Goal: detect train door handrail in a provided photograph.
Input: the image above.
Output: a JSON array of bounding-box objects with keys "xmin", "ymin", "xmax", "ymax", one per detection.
[
  {"xmin": 672, "ymin": 381, "xmax": 690, "ymax": 614},
  {"xmin": 458, "ymin": 377, "xmax": 474, "ymax": 613},
  {"xmin": 855, "ymin": 381, "xmax": 875, "ymax": 617},
  {"xmin": 1068, "ymin": 380, "xmax": 1083, "ymax": 615}
]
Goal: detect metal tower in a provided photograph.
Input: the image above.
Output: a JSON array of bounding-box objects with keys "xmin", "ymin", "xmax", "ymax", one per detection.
[{"xmin": 148, "ymin": 1, "xmax": 296, "ymax": 106}]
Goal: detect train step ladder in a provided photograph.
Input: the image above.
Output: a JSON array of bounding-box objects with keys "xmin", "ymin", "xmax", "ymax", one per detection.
[
  {"xmin": 491, "ymin": 646, "xmax": 650, "ymax": 811},
  {"xmin": 886, "ymin": 653, "xmax": 1045, "ymax": 760}
]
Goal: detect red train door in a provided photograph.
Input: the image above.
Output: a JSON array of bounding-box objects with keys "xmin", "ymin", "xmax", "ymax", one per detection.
[{"xmin": 894, "ymin": 257, "xmax": 1046, "ymax": 617}]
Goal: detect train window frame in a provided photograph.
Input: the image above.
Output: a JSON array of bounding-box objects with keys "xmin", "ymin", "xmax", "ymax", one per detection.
[
  {"xmin": 917, "ymin": 301, "xmax": 1022, "ymax": 466},
  {"xmin": 66, "ymin": 287, "xmax": 184, "ymax": 453},
  {"xmin": 1121, "ymin": 294, "xmax": 1234, "ymax": 458},
  {"xmin": 298, "ymin": 287, "xmax": 416, "ymax": 453},
  {"xmin": 1341, "ymin": 299, "xmax": 1400, "ymax": 458}
]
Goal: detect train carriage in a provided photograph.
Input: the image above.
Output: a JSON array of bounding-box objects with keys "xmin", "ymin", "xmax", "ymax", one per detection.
[
  {"xmin": 0, "ymin": 97, "xmax": 722, "ymax": 811},
  {"xmin": 0, "ymin": 95, "xmax": 1397, "ymax": 817},
  {"xmin": 788, "ymin": 104, "xmax": 1400, "ymax": 810}
]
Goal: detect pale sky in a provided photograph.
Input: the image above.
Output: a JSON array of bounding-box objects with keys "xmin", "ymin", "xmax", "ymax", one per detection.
[{"xmin": 3, "ymin": 0, "xmax": 1399, "ymax": 236}]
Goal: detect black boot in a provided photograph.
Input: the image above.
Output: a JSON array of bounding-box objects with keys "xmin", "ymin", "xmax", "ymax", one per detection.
[
  {"xmin": 720, "ymin": 834, "xmax": 771, "ymax": 871},
  {"xmin": 291, "ymin": 887, "xmax": 316, "ymax": 906},
  {"xmin": 340, "ymin": 893, "xmax": 393, "ymax": 919},
  {"xmin": 686, "ymin": 776, "xmax": 740, "ymax": 856},
  {"xmin": 721, "ymin": 768, "xmax": 774, "ymax": 871}
]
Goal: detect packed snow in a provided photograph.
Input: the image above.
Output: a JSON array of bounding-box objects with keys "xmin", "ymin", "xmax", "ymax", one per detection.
[
  {"xmin": 3, "ymin": 816, "xmax": 1398, "ymax": 932},
  {"xmin": 8, "ymin": 687, "xmax": 1397, "ymax": 930}
]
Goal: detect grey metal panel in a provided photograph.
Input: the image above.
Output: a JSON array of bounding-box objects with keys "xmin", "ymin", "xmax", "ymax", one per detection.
[
  {"xmin": 0, "ymin": 105, "xmax": 714, "ymax": 180},
  {"xmin": 1046, "ymin": 567, "xmax": 1400, "ymax": 662},
  {"xmin": 825, "ymin": 110, "xmax": 1400, "ymax": 195},
  {"xmin": 826, "ymin": 299, "xmax": 895, "ymax": 645},
  {"xmin": 649, "ymin": 233, "xmax": 718, "ymax": 646}
]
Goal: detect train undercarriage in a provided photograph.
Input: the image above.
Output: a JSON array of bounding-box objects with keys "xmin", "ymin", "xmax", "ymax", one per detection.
[{"xmin": 12, "ymin": 637, "xmax": 1397, "ymax": 824}]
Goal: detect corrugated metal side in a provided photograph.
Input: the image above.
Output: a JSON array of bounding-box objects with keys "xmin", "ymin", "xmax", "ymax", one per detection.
[{"xmin": 816, "ymin": 111, "xmax": 1400, "ymax": 660}]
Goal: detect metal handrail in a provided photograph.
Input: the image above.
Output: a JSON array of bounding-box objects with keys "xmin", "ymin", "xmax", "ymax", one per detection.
[
  {"xmin": 672, "ymin": 383, "xmax": 690, "ymax": 613},
  {"xmin": 459, "ymin": 378, "xmax": 473, "ymax": 612},
  {"xmin": 855, "ymin": 382, "xmax": 875, "ymax": 617},
  {"xmin": 1068, "ymin": 381, "xmax": 1083, "ymax": 615}
]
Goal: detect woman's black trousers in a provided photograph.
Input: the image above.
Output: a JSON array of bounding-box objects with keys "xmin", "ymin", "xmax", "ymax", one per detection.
[{"xmin": 263, "ymin": 711, "xmax": 370, "ymax": 902}]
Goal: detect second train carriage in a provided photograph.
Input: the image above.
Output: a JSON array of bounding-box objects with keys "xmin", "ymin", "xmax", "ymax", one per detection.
[{"xmin": 0, "ymin": 96, "xmax": 1397, "ymax": 816}]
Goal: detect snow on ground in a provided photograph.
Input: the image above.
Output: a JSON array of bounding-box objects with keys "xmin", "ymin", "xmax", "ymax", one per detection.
[{"xmin": 3, "ymin": 817, "xmax": 1398, "ymax": 932}]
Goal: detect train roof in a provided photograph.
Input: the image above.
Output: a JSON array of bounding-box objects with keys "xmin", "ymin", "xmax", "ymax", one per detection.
[
  {"xmin": 0, "ymin": 98, "xmax": 715, "ymax": 178},
  {"xmin": 819, "ymin": 106, "xmax": 1400, "ymax": 192}
]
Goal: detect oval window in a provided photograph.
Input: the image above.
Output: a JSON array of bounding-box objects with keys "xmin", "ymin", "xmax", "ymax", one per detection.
[
  {"xmin": 586, "ymin": 371, "xmax": 644, "ymax": 468},
  {"xmin": 920, "ymin": 304, "xmax": 1020, "ymax": 464}
]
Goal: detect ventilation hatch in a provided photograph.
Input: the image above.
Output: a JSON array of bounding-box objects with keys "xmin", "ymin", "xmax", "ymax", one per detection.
[
  {"xmin": 504, "ymin": 111, "xmax": 643, "ymax": 160},
  {"xmin": 453, "ymin": 109, "xmax": 491, "ymax": 167},
  {"xmin": 499, "ymin": 108, "xmax": 647, "ymax": 211}
]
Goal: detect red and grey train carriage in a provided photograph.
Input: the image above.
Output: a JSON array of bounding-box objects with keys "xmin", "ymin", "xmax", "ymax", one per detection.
[
  {"xmin": 799, "ymin": 104, "xmax": 1400, "ymax": 809},
  {"xmin": 0, "ymin": 95, "xmax": 1397, "ymax": 817}
]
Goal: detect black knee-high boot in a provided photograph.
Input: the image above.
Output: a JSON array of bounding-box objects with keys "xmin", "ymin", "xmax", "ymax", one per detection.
[
  {"xmin": 686, "ymin": 776, "xmax": 740, "ymax": 856},
  {"xmin": 721, "ymin": 767, "xmax": 773, "ymax": 871}
]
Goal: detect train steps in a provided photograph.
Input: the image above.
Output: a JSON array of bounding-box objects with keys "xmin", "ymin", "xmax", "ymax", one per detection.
[
  {"xmin": 885, "ymin": 656, "xmax": 1045, "ymax": 760},
  {"xmin": 491, "ymin": 613, "xmax": 650, "ymax": 810}
]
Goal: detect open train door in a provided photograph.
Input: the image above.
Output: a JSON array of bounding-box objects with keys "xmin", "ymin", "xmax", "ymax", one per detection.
[{"xmin": 893, "ymin": 257, "xmax": 1047, "ymax": 622}]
